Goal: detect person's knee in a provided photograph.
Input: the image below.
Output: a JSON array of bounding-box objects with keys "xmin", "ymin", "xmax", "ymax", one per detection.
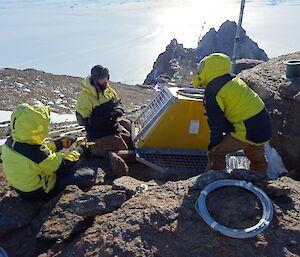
[
  {"xmin": 250, "ymin": 159, "xmax": 268, "ymax": 173},
  {"xmin": 207, "ymin": 151, "xmax": 227, "ymax": 170}
]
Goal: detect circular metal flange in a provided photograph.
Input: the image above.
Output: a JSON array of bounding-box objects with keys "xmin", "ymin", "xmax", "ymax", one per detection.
[{"xmin": 195, "ymin": 179, "xmax": 273, "ymax": 238}]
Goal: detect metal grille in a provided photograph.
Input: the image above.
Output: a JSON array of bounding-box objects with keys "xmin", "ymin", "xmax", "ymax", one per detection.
[
  {"xmin": 136, "ymin": 148, "xmax": 208, "ymax": 175},
  {"xmin": 132, "ymin": 87, "xmax": 174, "ymax": 143}
]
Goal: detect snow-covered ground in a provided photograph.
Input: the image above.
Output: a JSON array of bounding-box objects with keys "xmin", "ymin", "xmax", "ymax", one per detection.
[
  {"xmin": 0, "ymin": 110, "xmax": 76, "ymax": 124},
  {"xmin": 0, "ymin": 110, "xmax": 78, "ymax": 146},
  {"xmin": 0, "ymin": 138, "xmax": 7, "ymax": 146},
  {"xmin": 0, "ymin": 0, "xmax": 299, "ymax": 84},
  {"xmin": 0, "ymin": 111, "xmax": 12, "ymax": 123},
  {"xmin": 50, "ymin": 113, "xmax": 77, "ymax": 123}
]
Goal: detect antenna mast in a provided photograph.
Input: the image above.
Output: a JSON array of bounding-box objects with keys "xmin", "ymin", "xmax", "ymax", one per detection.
[
  {"xmin": 232, "ymin": 0, "xmax": 246, "ymax": 72},
  {"xmin": 197, "ymin": 21, "xmax": 206, "ymax": 46}
]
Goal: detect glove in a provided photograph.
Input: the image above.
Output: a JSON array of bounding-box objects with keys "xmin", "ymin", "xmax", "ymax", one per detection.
[
  {"xmin": 64, "ymin": 150, "xmax": 81, "ymax": 162},
  {"xmin": 61, "ymin": 134, "xmax": 77, "ymax": 148},
  {"xmin": 78, "ymin": 144, "xmax": 92, "ymax": 159},
  {"xmin": 111, "ymin": 108, "xmax": 124, "ymax": 119}
]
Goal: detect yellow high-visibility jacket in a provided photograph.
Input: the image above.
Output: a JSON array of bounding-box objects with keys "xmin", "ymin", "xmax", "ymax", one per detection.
[
  {"xmin": 1, "ymin": 104, "xmax": 79, "ymax": 193},
  {"xmin": 192, "ymin": 53, "xmax": 272, "ymax": 150},
  {"xmin": 76, "ymin": 77, "xmax": 123, "ymax": 140}
]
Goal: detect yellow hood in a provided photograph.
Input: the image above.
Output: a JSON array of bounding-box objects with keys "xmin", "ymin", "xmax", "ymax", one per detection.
[
  {"xmin": 192, "ymin": 53, "xmax": 232, "ymax": 88},
  {"xmin": 81, "ymin": 77, "xmax": 117, "ymax": 99},
  {"xmin": 81, "ymin": 77, "xmax": 98, "ymax": 97},
  {"xmin": 11, "ymin": 103, "xmax": 51, "ymax": 145}
]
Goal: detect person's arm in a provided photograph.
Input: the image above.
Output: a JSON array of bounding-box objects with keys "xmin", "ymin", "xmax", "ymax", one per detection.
[
  {"xmin": 205, "ymin": 94, "xmax": 225, "ymax": 150},
  {"xmin": 111, "ymin": 87, "xmax": 124, "ymax": 117},
  {"xmin": 76, "ymin": 92, "xmax": 93, "ymax": 124},
  {"xmin": 113, "ymin": 99, "xmax": 125, "ymax": 118},
  {"xmin": 46, "ymin": 139, "xmax": 63, "ymax": 153},
  {"xmin": 46, "ymin": 135, "xmax": 77, "ymax": 153},
  {"xmin": 39, "ymin": 146, "xmax": 80, "ymax": 175},
  {"xmin": 76, "ymin": 112, "xmax": 89, "ymax": 126},
  {"xmin": 38, "ymin": 149, "xmax": 63, "ymax": 175}
]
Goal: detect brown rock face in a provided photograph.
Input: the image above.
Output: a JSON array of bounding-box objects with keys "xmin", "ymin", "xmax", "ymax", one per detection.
[
  {"xmin": 38, "ymin": 171, "xmax": 299, "ymax": 257},
  {"xmin": 234, "ymin": 59, "xmax": 264, "ymax": 74},
  {"xmin": 239, "ymin": 51, "xmax": 300, "ymax": 172},
  {"xmin": 143, "ymin": 38, "xmax": 198, "ymax": 86},
  {"xmin": 0, "ymin": 169, "xmax": 299, "ymax": 257}
]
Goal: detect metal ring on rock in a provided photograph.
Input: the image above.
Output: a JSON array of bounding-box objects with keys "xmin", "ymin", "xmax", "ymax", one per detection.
[{"xmin": 195, "ymin": 179, "xmax": 273, "ymax": 238}]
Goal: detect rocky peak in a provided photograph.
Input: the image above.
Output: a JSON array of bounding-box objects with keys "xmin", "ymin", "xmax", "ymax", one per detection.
[
  {"xmin": 196, "ymin": 20, "xmax": 268, "ymax": 61},
  {"xmin": 144, "ymin": 20, "xmax": 269, "ymax": 86},
  {"xmin": 143, "ymin": 38, "xmax": 198, "ymax": 86}
]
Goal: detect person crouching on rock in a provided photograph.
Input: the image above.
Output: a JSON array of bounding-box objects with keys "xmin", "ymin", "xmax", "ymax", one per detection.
[
  {"xmin": 192, "ymin": 53, "xmax": 272, "ymax": 173},
  {"xmin": 76, "ymin": 65, "xmax": 133, "ymax": 178},
  {"xmin": 1, "ymin": 103, "xmax": 97, "ymax": 201}
]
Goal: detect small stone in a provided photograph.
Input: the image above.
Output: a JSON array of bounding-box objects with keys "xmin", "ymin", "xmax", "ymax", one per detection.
[{"xmin": 255, "ymin": 241, "xmax": 267, "ymax": 251}]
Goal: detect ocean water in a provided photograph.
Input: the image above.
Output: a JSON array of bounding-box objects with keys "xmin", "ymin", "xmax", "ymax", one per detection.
[{"xmin": 0, "ymin": 0, "xmax": 299, "ymax": 84}]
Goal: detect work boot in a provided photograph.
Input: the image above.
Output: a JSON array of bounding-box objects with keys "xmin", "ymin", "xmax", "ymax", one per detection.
[{"xmin": 108, "ymin": 151, "xmax": 129, "ymax": 178}]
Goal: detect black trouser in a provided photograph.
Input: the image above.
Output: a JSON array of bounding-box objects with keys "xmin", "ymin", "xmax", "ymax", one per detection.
[{"xmin": 15, "ymin": 161, "xmax": 97, "ymax": 201}]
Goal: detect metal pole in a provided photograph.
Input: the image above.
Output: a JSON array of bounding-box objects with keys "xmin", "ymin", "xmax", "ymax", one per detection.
[
  {"xmin": 197, "ymin": 21, "xmax": 206, "ymax": 46},
  {"xmin": 232, "ymin": 0, "xmax": 246, "ymax": 72}
]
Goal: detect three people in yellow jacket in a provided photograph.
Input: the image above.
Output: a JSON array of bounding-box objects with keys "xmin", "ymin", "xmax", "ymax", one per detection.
[
  {"xmin": 76, "ymin": 65, "xmax": 133, "ymax": 178},
  {"xmin": 192, "ymin": 53, "xmax": 272, "ymax": 173},
  {"xmin": 1, "ymin": 103, "xmax": 97, "ymax": 201}
]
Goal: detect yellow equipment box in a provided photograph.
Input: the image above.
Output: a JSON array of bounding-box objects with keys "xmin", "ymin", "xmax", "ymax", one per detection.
[
  {"xmin": 132, "ymin": 87, "xmax": 209, "ymax": 150},
  {"xmin": 132, "ymin": 87, "xmax": 209, "ymax": 178}
]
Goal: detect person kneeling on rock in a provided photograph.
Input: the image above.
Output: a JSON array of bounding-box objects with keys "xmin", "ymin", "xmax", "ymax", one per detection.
[
  {"xmin": 192, "ymin": 53, "xmax": 272, "ymax": 173},
  {"xmin": 76, "ymin": 65, "xmax": 133, "ymax": 178},
  {"xmin": 1, "ymin": 103, "xmax": 97, "ymax": 201}
]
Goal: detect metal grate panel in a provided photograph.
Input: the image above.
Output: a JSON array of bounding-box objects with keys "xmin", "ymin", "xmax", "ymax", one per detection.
[
  {"xmin": 136, "ymin": 148, "xmax": 208, "ymax": 175},
  {"xmin": 132, "ymin": 87, "xmax": 175, "ymax": 143}
]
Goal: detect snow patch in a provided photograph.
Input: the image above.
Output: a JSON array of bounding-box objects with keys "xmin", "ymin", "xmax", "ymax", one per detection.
[
  {"xmin": 0, "ymin": 110, "xmax": 76, "ymax": 124},
  {"xmin": 50, "ymin": 113, "xmax": 76, "ymax": 123},
  {"xmin": 58, "ymin": 104, "xmax": 68, "ymax": 109},
  {"xmin": 0, "ymin": 111, "xmax": 12, "ymax": 123},
  {"xmin": 0, "ymin": 138, "xmax": 7, "ymax": 146},
  {"xmin": 34, "ymin": 100, "xmax": 44, "ymax": 107},
  {"xmin": 55, "ymin": 99, "xmax": 63, "ymax": 104},
  {"xmin": 0, "ymin": 123, "xmax": 9, "ymax": 128},
  {"xmin": 15, "ymin": 82, "xmax": 24, "ymax": 88},
  {"xmin": 265, "ymin": 143, "xmax": 288, "ymax": 179}
]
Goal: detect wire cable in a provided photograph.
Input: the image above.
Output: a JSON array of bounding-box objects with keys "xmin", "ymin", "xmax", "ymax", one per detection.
[{"xmin": 195, "ymin": 179, "xmax": 273, "ymax": 238}]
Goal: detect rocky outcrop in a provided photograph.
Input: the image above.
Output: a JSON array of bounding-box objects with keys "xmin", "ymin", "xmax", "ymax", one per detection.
[
  {"xmin": 112, "ymin": 176, "xmax": 158, "ymax": 196},
  {"xmin": 39, "ymin": 170, "xmax": 299, "ymax": 257},
  {"xmin": 234, "ymin": 59, "xmax": 264, "ymax": 74},
  {"xmin": 0, "ymin": 169, "xmax": 299, "ymax": 257},
  {"xmin": 0, "ymin": 68, "xmax": 154, "ymax": 115},
  {"xmin": 238, "ymin": 51, "xmax": 300, "ymax": 172},
  {"xmin": 196, "ymin": 20, "xmax": 268, "ymax": 61},
  {"xmin": 143, "ymin": 39, "xmax": 198, "ymax": 86},
  {"xmin": 144, "ymin": 20, "xmax": 268, "ymax": 86},
  {"xmin": 0, "ymin": 68, "xmax": 155, "ymax": 140},
  {"xmin": 69, "ymin": 186, "xmax": 126, "ymax": 217}
]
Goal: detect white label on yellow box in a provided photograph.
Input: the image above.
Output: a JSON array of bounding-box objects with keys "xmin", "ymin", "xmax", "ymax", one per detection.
[{"xmin": 189, "ymin": 120, "xmax": 200, "ymax": 134}]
